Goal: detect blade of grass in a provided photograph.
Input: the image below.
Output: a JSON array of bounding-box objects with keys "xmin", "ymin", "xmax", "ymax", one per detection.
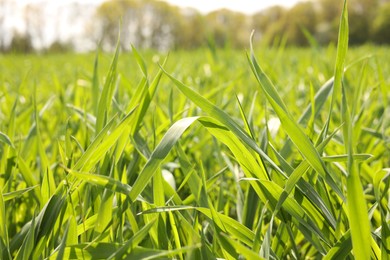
[
  {"xmin": 220, "ymin": 233, "xmax": 264, "ymax": 260},
  {"xmin": 321, "ymin": 0, "xmax": 349, "ymax": 140},
  {"xmin": 94, "ymin": 162, "xmax": 115, "ymax": 241},
  {"xmin": 335, "ymin": 2, "xmax": 372, "ymax": 258},
  {"xmin": 14, "ymin": 213, "xmax": 35, "ymax": 260},
  {"xmin": 0, "ymin": 131, "xmax": 14, "ymax": 148},
  {"xmin": 95, "ymin": 39, "xmax": 120, "ymax": 134},
  {"xmin": 160, "ymin": 65, "xmax": 283, "ymax": 177},
  {"xmin": 73, "ymin": 107, "xmax": 137, "ymax": 172},
  {"xmin": 107, "ymin": 218, "xmax": 157, "ymax": 259},
  {"xmin": 56, "ymin": 220, "xmax": 70, "ymax": 260},
  {"xmin": 0, "ymin": 189, "xmax": 10, "ymax": 260},
  {"xmin": 91, "ymin": 48, "xmax": 100, "ymax": 115},
  {"xmin": 132, "ymin": 44, "xmax": 148, "ymax": 79},
  {"xmin": 129, "ymin": 117, "xmax": 200, "ymax": 201},
  {"xmin": 3, "ymin": 185, "xmax": 39, "ymax": 201},
  {"xmin": 247, "ymin": 32, "xmax": 329, "ymax": 187}
]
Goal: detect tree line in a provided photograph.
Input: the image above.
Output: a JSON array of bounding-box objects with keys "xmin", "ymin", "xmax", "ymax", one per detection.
[{"xmin": 2, "ymin": 0, "xmax": 390, "ymax": 53}]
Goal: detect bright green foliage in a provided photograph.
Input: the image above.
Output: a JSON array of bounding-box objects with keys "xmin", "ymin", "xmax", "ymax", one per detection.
[{"xmin": 0, "ymin": 1, "xmax": 389, "ymax": 259}]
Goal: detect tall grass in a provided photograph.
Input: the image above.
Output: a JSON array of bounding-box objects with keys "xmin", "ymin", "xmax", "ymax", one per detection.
[{"xmin": 0, "ymin": 0, "xmax": 389, "ymax": 258}]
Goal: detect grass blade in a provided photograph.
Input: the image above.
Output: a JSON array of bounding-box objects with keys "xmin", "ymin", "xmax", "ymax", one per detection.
[
  {"xmin": 0, "ymin": 189, "xmax": 10, "ymax": 260},
  {"xmin": 95, "ymin": 39, "xmax": 120, "ymax": 134},
  {"xmin": 130, "ymin": 117, "xmax": 200, "ymax": 201},
  {"xmin": 0, "ymin": 131, "xmax": 14, "ymax": 148},
  {"xmin": 247, "ymin": 32, "xmax": 329, "ymax": 186}
]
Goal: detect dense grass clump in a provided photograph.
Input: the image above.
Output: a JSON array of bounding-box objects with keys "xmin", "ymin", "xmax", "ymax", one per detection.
[{"xmin": 0, "ymin": 2, "xmax": 389, "ymax": 259}]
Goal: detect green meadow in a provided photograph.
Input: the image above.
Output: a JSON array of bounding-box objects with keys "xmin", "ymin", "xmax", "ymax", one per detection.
[{"xmin": 0, "ymin": 4, "xmax": 389, "ymax": 259}]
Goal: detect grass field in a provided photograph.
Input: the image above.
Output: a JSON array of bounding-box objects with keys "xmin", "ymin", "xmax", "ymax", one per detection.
[{"xmin": 0, "ymin": 4, "xmax": 390, "ymax": 259}]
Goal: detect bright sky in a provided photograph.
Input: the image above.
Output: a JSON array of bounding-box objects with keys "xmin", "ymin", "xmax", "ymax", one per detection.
[
  {"xmin": 162, "ymin": 0, "xmax": 303, "ymax": 14},
  {"xmin": 13, "ymin": 0, "xmax": 303, "ymax": 14}
]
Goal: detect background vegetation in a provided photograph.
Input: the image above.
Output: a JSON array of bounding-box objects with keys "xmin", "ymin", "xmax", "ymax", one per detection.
[{"xmin": 1, "ymin": 0, "xmax": 390, "ymax": 53}]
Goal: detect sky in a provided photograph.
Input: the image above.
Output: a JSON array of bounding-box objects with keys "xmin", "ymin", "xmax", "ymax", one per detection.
[
  {"xmin": 162, "ymin": 0, "xmax": 303, "ymax": 14},
  {"xmin": 10, "ymin": 0, "xmax": 303, "ymax": 14}
]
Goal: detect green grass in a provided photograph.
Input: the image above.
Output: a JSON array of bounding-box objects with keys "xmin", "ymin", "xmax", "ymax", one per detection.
[{"xmin": 0, "ymin": 3, "xmax": 390, "ymax": 259}]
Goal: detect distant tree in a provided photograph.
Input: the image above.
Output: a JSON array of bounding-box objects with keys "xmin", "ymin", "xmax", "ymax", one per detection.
[
  {"xmin": 284, "ymin": 2, "xmax": 317, "ymax": 46},
  {"xmin": 205, "ymin": 9, "xmax": 250, "ymax": 48},
  {"xmin": 96, "ymin": 0, "xmax": 181, "ymax": 50},
  {"xmin": 349, "ymin": 0, "xmax": 378, "ymax": 45},
  {"xmin": 371, "ymin": 2, "xmax": 390, "ymax": 44},
  {"xmin": 262, "ymin": 2, "xmax": 317, "ymax": 46},
  {"xmin": 252, "ymin": 6, "xmax": 286, "ymax": 39},
  {"xmin": 95, "ymin": 0, "xmax": 133, "ymax": 51},
  {"xmin": 8, "ymin": 31, "xmax": 34, "ymax": 53},
  {"xmin": 316, "ymin": 0, "xmax": 378, "ymax": 45},
  {"xmin": 140, "ymin": 0, "xmax": 181, "ymax": 50},
  {"xmin": 172, "ymin": 8, "xmax": 206, "ymax": 49},
  {"xmin": 316, "ymin": 0, "xmax": 342, "ymax": 44},
  {"xmin": 46, "ymin": 41, "xmax": 72, "ymax": 53},
  {"xmin": 89, "ymin": 0, "xmax": 390, "ymax": 50}
]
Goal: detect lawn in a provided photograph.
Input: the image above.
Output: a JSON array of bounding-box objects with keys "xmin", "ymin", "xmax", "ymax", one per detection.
[{"xmin": 0, "ymin": 8, "xmax": 389, "ymax": 259}]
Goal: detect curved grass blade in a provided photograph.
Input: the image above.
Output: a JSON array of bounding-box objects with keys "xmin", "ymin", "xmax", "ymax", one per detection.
[
  {"xmin": 48, "ymin": 242, "xmax": 121, "ymax": 259},
  {"xmin": 220, "ymin": 233, "xmax": 264, "ymax": 260},
  {"xmin": 91, "ymin": 48, "xmax": 100, "ymax": 115},
  {"xmin": 68, "ymin": 170, "xmax": 132, "ymax": 196},
  {"xmin": 73, "ymin": 107, "xmax": 137, "ymax": 172},
  {"xmin": 247, "ymin": 33, "xmax": 329, "ymax": 186},
  {"xmin": 322, "ymin": 0, "xmax": 349, "ymax": 140},
  {"xmin": 334, "ymin": 2, "xmax": 371, "ymax": 258},
  {"xmin": 14, "ymin": 214, "xmax": 35, "ymax": 260},
  {"xmin": 3, "ymin": 185, "xmax": 39, "ymax": 201},
  {"xmin": 280, "ymin": 77, "xmax": 333, "ymax": 157},
  {"xmin": 132, "ymin": 55, "xmax": 168, "ymax": 135},
  {"xmin": 56, "ymin": 220, "xmax": 70, "ymax": 260},
  {"xmin": 0, "ymin": 189, "xmax": 10, "ymax": 260},
  {"xmin": 72, "ymin": 115, "xmax": 117, "ymax": 171},
  {"xmin": 159, "ymin": 65, "xmax": 284, "ymax": 177},
  {"xmin": 132, "ymin": 44, "xmax": 148, "ymax": 79},
  {"xmin": 33, "ymin": 193, "xmax": 66, "ymax": 258},
  {"xmin": 129, "ymin": 117, "xmax": 200, "ymax": 201},
  {"xmin": 0, "ymin": 131, "xmax": 14, "ymax": 148},
  {"xmin": 95, "ymin": 39, "xmax": 120, "ymax": 134},
  {"xmin": 141, "ymin": 205, "xmax": 255, "ymax": 248},
  {"xmin": 130, "ymin": 112, "xmax": 332, "ymax": 251},
  {"xmin": 94, "ymin": 163, "xmax": 115, "ymax": 240},
  {"xmin": 107, "ymin": 218, "xmax": 157, "ymax": 259},
  {"xmin": 324, "ymin": 231, "xmax": 352, "ymax": 259}
]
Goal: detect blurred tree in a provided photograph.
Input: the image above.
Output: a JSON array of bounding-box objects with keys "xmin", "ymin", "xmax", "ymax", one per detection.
[
  {"xmin": 95, "ymin": 0, "xmax": 183, "ymax": 51},
  {"xmin": 8, "ymin": 31, "xmax": 33, "ymax": 53},
  {"xmin": 284, "ymin": 2, "xmax": 317, "ymax": 46},
  {"xmin": 95, "ymin": 0, "xmax": 135, "ymax": 51},
  {"xmin": 316, "ymin": 0, "xmax": 378, "ymax": 45},
  {"xmin": 316, "ymin": 0, "xmax": 342, "ymax": 44},
  {"xmin": 172, "ymin": 8, "xmax": 206, "ymax": 49},
  {"xmin": 372, "ymin": 2, "xmax": 390, "ymax": 44},
  {"xmin": 46, "ymin": 40, "xmax": 72, "ymax": 53},
  {"xmin": 91, "ymin": 0, "xmax": 390, "ymax": 51},
  {"xmin": 252, "ymin": 6, "xmax": 286, "ymax": 43},
  {"xmin": 140, "ymin": 0, "xmax": 181, "ymax": 50},
  {"xmin": 349, "ymin": 0, "xmax": 378, "ymax": 45},
  {"xmin": 205, "ymin": 9, "xmax": 250, "ymax": 48},
  {"xmin": 261, "ymin": 2, "xmax": 317, "ymax": 46}
]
